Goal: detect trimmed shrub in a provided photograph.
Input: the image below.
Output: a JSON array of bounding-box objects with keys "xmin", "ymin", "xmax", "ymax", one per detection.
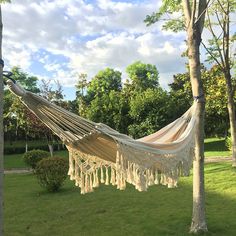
[
  {"xmin": 225, "ymin": 135, "xmax": 232, "ymax": 151},
  {"xmin": 23, "ymin": 149, "xmax": 50, "ymax": 169},
  {"xmin": 35, "ymin": 157, "xmax": 68, "ymax": 192}
]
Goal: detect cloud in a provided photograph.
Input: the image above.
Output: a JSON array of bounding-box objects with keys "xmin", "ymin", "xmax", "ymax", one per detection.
[{"xmin": 2, "ymin": 0, "xmax": 187, "ymax": 93}]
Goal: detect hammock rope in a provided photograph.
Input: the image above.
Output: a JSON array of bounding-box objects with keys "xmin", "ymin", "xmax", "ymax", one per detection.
[{"xmin": 6, "ymin": 79, "xmax": 197, "ymax": 194}]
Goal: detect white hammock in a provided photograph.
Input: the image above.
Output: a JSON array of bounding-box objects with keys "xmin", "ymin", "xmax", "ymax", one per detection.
[{"xmin": 7, "ymin": 80, "xmax": 197, "ymax": 194}]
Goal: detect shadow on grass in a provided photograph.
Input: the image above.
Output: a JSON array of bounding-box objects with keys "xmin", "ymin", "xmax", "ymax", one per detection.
[
  {"xmin": 4, "ymin": 164, "xmax": 236, "ymax": 236},
  {"xmin": 205, "ymin": 165, "xmax": 230, "ymax": 174},
  {"xmin": 205, "ymin": 139, "xmax": 228, "ymax": 152}
]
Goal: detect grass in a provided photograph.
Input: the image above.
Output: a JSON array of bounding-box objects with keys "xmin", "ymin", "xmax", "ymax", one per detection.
[
  {"xmin": 4, "ymin": 162, "xmax": 236, "ymax": 236},
  {"xmin": 3, "ymin": 150, "xmax": 68, "ymax": 169}
]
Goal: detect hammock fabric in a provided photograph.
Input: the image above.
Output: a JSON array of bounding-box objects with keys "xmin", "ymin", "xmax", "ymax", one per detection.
[{"xmin": 7, "ymin": 80, "xmax": 197, "ymax": 194}]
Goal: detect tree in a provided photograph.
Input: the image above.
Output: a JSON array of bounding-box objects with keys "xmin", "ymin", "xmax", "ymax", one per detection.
[
  {"xmin": 128, "ymin": 88, "xmax": 176, "ymax": 138},
  {"xmin": 39, "ymin": 79, "xmax": 65, "ymax": 156},
  {"xmin": 3, "ymin": 67, "xmax": 40, "ymax": 151},
  {"xmin": 77, "ymin": 68, "xmax": 127, "ymax": 132},
  {"xmin": 75, "ymin": 73, "xmax": 88, "ymax": 116},
  {"xmin": 0, "ymin": 2, "xmax": 11, "ymax": 235},
  {"xmin": 126, "ymin": 61, "xmax": 159, "ymax": 91},
  {"xmin": 145, "ymin": 0, "xmax": 208, "ymax": 233},
  {"xmin": 169, "ymin": 65, "xmax": 232, "ymax": 136},
  {"xmin": 86, "ymin": 68, "xmax": 122, "ymax": 102},
  {"xmin": 202, "ymin": 0, "xmax": 236, "ymax": 166}
]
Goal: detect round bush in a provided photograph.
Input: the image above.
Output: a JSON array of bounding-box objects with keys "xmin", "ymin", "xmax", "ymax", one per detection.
[
  {"xmin": 23, "ymin": 149, "xmax": 50, "ymax": 169},
  {"xmin": 35, "ymin": 157, "xmax": 68, "ymax": 192}
]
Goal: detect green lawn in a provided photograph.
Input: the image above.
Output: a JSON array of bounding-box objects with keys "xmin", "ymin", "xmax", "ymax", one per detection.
[
  {"xmin": 4, "ymin": 162, "xmax": 236, "ymax": 236},
  {"xmin": 4, "ymin": 150, "xmax": 68, "ymax": 169}
]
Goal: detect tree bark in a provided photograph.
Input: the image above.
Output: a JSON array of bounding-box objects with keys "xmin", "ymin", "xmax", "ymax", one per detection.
[
  {"xmin": 224, "ymin": 71, "xmax": 236, "ymax": 166},
  {"xmin": 223, "ymin": 3, "xmax": 236, "ymax": 167},
  {"xmin": 188, "ymin": 30, "xmax": 208, "ymax": 234},
  {"xmin": 0, "ymin": 5, "xmax": 4, "ymax": 235},
  {"xmin": 183, "ymin": 0, "xmax": 208, "ymax": 233},
  {"xmin": 48, "ymin": 144, "xmax": 54, "ymax": 157}
]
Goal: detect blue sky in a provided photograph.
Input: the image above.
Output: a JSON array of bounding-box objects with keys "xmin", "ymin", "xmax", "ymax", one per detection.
[{"xmin": 2, "ymin": 0, "xmax": 221, "ymax": 100}]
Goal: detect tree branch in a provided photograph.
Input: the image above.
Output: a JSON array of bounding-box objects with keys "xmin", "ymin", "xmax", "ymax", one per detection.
[
  {"xmin": 201, "ymin": 41, "xmax": 224, "ymax": 71},
  {"xmin": 206, "ymin": 9, "xmax": 226, "ymax": 68},
  {"xmin": 215, "ymin": 10, "xmax": 224, "ymax": 31},
  {"xmin": 196, "ymin": 0, "xmax": 208, "ymax": 34},
  {"xmin": 224, "ymin": 1, "xmax": 230, "ymax": 72},
  {"xmin": 216, "ymin": 0, "xmax": 227, "ymax": 15},
  {"xmin": 190, "ymin": 0, "xmax": 197, "ymax": 27},
  {"xmin": 195, "ymin": 0, "xmax": 211, "ymax": 25},
  {"xmin": 182, "ymin": 0, "xmax": 191, "ymax": 28}
]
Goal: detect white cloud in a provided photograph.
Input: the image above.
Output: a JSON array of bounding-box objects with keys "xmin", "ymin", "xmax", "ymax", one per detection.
[{"xmin": 2, "ymin": 0, "xmax": 187, "ymax": 94}]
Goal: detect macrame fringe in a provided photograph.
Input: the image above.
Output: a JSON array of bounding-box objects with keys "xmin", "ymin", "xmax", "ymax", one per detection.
[{"xmin": 67, "ymin": 139, "xmax": 195, "ymax": 194}]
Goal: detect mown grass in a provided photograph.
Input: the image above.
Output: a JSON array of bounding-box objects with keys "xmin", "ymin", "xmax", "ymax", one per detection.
[
  {"xmin": 3, "ymin": 150, "xmax": 68, "ymax": 169},
  {"xmin": 4, "ymin": 162, "xmax": 236, "ymax": 236}
]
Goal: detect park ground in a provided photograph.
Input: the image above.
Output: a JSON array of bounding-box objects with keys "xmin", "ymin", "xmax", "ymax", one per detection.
[{"xmin": 3, "ymin": 137, "xmax": 236, "ymax": 236}]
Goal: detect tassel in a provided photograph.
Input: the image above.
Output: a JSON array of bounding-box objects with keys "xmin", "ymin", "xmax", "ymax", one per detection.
[
  {"xmin": 92, "ymin": 170, "xmax": 97, "ymax": 188},
  {"xmin": 80, "ymin": 172, "xmax": 85, "ymax": 194},
  {"xmin": 148, "ymin": 169, "xmax": 155, "ymax": 186},
  {"xmin": 85, "ymin": 174, "xmax": 89, "ymax": 193},
  {"xmin": 89, "ymin": 174, "xmax": 94, "ymax": 192},
  {"xmin": 110, "ymin": 168, "xmax": 116, "ymax": 185},
  {"xmin": 105, "ymin": 166, "xmax": 109, "ymax": 185},
  {"xmin": 100, "ymin": 166, "xmax": 105, "ymax": 183},
  {"xmin": 127, "ymin": 162, "xmax": 132, "ymax": 183},
  {"xmin": 95, "ymin": 169, "xmax": 99, "ymax": 187},
  {"xmin": 129, "ymin": 163, "xmax": 134, "ymax": 184},
  {"xmin": 154, "ymin": 170, "xmax": 159, "ymax": 185}
]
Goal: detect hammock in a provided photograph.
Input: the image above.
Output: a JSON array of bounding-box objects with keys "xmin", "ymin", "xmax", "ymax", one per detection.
[{"xmin": 7, "ymin": 80, "xmax": 197, "ymax": 194}]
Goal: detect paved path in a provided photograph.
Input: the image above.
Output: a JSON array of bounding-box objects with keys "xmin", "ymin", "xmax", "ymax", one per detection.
[
  {"xmin": 3, "ymin": 157, "xmax": 233, "ymax": 174},
  {"xmin": 4, "ymin": 169, "xmax": 32, "ymax": 174},
  {"xmin": 205, "ymin": 157, "xmax": 231, "ymax": 163}
]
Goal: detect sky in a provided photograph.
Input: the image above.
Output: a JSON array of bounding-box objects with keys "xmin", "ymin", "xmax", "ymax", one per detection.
[{"xmin": 2, "ymin": 0, "xmax": 191, "ymax": 100}]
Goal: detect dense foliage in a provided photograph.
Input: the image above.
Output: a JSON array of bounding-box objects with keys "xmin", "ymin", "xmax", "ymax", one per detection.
[
  {"xmin": 4, "ymin": 62, "xmax": 236, "ymax": 144},
  {"xmin": 23, "ymin": 149, "xmax": 49, "ymax": 169},
  {"xmin": 35, "ymin": 157, "xmax": 68, "ymax": 192}
]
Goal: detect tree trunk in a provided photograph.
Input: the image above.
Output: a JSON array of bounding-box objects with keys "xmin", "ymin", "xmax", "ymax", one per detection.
[
  {"xmin": 0, "ymin": 5, "xmax": 4, "ymax": 236},
  {"xmin": 224, "ymin": 71, "xmax": 236, "ymax": 166},
  {"xmin": 25, "ymin": 133, "xmax": 28, "ymax": 153},
  {"xmin": 48, "ymin": 144, "xmax": 53, "ymax": 157},
  {"xmin": 188, "ymin": 28, "xmax": 208, "ymax": 233}
]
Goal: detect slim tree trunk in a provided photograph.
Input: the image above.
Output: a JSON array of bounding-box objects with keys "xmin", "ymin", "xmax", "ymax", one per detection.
[
  {"xmin": 0, "ymin": 5, "xmax": 4, "ymax": 235},
  {"xmin": 188, "ymin": 30, "xmax": 208, "ymax": 233},
  {"xmin": 223, "ymin": 4, "xmax": 236, "ymax": 167},
  {"xmin": 224, "ymin": 72, "xmax": 236, "ymax": 166},
  {"xmin": 182, "ymin": 0, "xmax": 208, "ymax": 232}
]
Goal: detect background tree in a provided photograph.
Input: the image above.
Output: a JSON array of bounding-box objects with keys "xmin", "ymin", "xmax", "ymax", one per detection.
[
  {"xmin": 169, "ymin": 64, "xmax": 232, "ymax": 136},
  {"xmin": 124, "ymin": 61, "xmax": 176, "ymax": 138},
  {"xmin": 128, "ymin": 88, "xmax": 175, "ymax": 138},
  {"xmin": 75, "ymin": 73, "xmax": 88, "ymax": 116},
  {"xmin": 201, "ymin": 0, "xmax": 236, "ymax": 166},
  {"xmin": 39, "ymin": 79, "xmax": 65, "ymax": 156},
  {"xmin": 0, "ymin": 1, "xmax": 11, "ymax": 235},
  {"xmin": 3, "ymin": 67, "xmax": 40, "ymax": 151},
  {"xmin": 78, "ymin": 68, "xmax": 126, "ymax": 131},
  {"xmin": 126, "ymin": 61, "xmax": 159, "ymax": 91},
  {"xmin": 145, "ymin": 0, "xmax": 208, "ymax": 233}
]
